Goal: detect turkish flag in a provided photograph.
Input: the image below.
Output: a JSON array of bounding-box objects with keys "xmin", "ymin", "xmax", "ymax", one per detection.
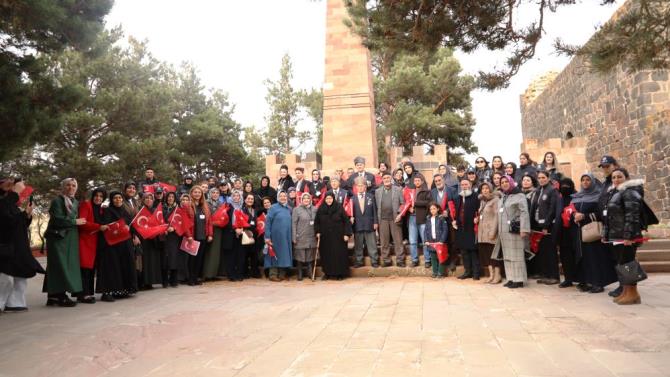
[
  {"xmin": 233, "ymin": 209, "xmax": 250, "ymax": 229},
  {"xmin": 169, "ymin": 206, "xmax": 193, "ymax": 237},
  {"xmin": 530, "ymin": 231, "xmax": 545, "ymax": 254},
  {"xmin": 313, "ymin": 187, "xmax": 327, "ymax": 208},
  {"xmin": 426, "ymin": 242, "xmax": 449, "ymax": 263},
  {"xmin": 180, "ymin": 237, "xmax": 200, "ymax": 256},
  {"xmin": 131, "ymin": 206, "xmax": 168, "ymax": 240},
  {"xmin": 211, "ymin": 204, "xmax": 230, "ymax": 228},
  {"xmin": 343, "ymin": 196, "xmax": 353, "ymax": 217},
  {"xmin": 17, "ymin": 185, "xmax": 34, "ymax": 206},
  {"xmin": 256, "ymin": 213, "xmax": 266, "ymax": 236},
  {"xmin": 158, "ymin": 182, "xmax": 177, "ymax": 193},
  {"xmin": 398, "ymin": 187, "xmax": 415, "ymax": 217},
  {"xmin": 561, "ymin": 203, "xmax": 576, "ymax": 228},
  {"xmin": 103, "ymin": 219, "xmax": 131, "ymax": 245},
  {"xmin": 374, "ymin": 175, "xmax": 382, "ymax": 186},
  {"xmin": 154, "ymin": 205, "xmax": 165, "ymax": 225},
  {"xmin": 143, "ymin": 184, "xmax": 156, "ymax": 193}
]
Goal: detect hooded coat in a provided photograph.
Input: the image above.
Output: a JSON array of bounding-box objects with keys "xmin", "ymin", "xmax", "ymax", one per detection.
[
  {"xmin": 0, "ymin": 191, "xmax": 44, "ymax": 278},
  {"xmin": 602, "ymin": 179, "xmax": 645, "ymax": 241}
]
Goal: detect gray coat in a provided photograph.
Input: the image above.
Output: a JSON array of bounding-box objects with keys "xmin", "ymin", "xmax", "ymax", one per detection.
[
  {"xmin": 374, "ymin": 185, "xmax": 404, "ymax": 222},
  {"xmin": 492, "ymin": 192, "xmax": 530, "ymax": 262},
  {"xmin": 292, "ymin": 205, "xmax": 317, "ymax": 249}
]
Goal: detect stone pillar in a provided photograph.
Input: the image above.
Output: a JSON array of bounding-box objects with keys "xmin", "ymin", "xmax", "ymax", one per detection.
[{"xmin": 322, "ymin": 0, "xmax": 378, "ymax": 173}]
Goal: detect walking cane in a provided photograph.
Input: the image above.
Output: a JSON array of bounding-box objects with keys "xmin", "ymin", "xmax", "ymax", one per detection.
[{"xmin": 312, "ymin": 236, "xmax": 320, "ymax": 281}]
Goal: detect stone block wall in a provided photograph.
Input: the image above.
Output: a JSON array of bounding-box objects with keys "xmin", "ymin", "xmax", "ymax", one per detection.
[
  {"xmin": 520, "ymin": 56, "xmax": 670, "ymax": 229},
  {"xmin": 387, "ymin": 145, "xmax": 448, "ymax": 187},
  {"xmin": 265, "ymin": 153, "xmax": 321, "ymax": 188}
]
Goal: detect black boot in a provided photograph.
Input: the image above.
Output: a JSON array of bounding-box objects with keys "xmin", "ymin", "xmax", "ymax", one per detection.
[
  {"xmin": 169, "ymin": 269, "xmax": 179, "ymax": 287},
  {"xmin": 297, "ymin": 261, "xmax": 304, "ymax": 281},
  {"xmin": 162, "ymin": 269, "xmax": 169, "ymax": 288}
]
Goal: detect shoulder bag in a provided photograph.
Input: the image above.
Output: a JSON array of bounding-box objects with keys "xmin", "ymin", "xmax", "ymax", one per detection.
[{"xmin": 580, "ymin": 213, "xmax": 602, "ymax": 242}]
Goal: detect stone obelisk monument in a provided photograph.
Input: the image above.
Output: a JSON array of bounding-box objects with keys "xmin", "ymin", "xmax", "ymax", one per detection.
[{"xmin": 321, "ymin": 0, "xmax": 378, "ymax": 172}]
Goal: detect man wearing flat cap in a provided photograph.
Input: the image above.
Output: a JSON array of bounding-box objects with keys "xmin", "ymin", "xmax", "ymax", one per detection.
[{"xmin": 346, "ymin": 156, "xmax": 377, "ymax": 196}]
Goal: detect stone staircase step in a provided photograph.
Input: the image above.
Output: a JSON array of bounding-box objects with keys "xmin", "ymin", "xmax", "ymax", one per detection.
[
  {"xmin": 640, "ymin": 261, "xmax": 670, "ymax": 273},
  {"xmin": 639, "ymin": 239, "xmax": 670, "ymax": 250},
  {"xmin": 637, "ymin": 250, "xmax": 670, "ymax": 262}
]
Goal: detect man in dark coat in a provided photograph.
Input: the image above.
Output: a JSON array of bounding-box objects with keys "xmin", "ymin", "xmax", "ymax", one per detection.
[
  {"xmin": 178, "ymin": 175, "xmax": 195, "ymax": 199},
  {"xmin": 328, "ymin": 177, "xmax": 348, "ymax": 205},
  {"xmin": 0, "ymin": 177, "xmax": 45, "ymax": 312},
  {"xmin": 346, "ymin": 156, "xmax": 377, "ymax": 196},
  {"xmin": 351, "ymin": 177, "xmax": 378, "ymax": 268},
  {"xmin": 453, "ymin": 178, "xmax": 481, "ymax": 280},
  {"xmin": 138, "ymin": 167, "xmax": 160, "ymax": 194},
  {"xmin": 596, "ymin": 155, "xmax": 623, "ymax": 297}
]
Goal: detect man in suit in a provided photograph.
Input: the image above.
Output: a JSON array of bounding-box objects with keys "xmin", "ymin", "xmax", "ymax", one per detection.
[
  {"xmin": 431, "ymin": 173, "xmax": 458, "ymax": 274},
  {"xmin": 346, "ymin": 156, "xmax": 377, "ymax": 196},
  {"xmin": 328, "ymin": 177, "xmax": 348, "ymax": 205},
  {"xmin": 375, "ymin": 173, "xmax": 405, "ymax": 267},
  {"xmin": 352, "ymin": 177, "xmax": 378, "ymax": 268}
]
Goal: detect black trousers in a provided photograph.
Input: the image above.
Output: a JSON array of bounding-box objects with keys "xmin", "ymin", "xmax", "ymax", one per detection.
[
  {"xmin": 559, "ymin": 238, "xmax": 579, "ymax": 282},
  {"xmin": 226, "ymin": 241, "xmax": 246, "ymax": 280},
  {"xmin": 244, "ymin": 244, "xmax": 259, "ymax": 277},
  {"xmin": 80, "ymin": 268, "xmax": 95, "ymax": 296},
  {"xmin": 462, "ymin": 248, "xmax": 481, "ymax": 277},
  {"xmin": 538, "ymin": 236, "xmax": 560, "ymax": 279},
  {"xmin": 187, "ymin": 240, "xmax": 207, "ymax": 284}
]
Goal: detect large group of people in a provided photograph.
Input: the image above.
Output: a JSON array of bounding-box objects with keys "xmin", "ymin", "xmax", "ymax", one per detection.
[{"xmin": 0, "ymin": 151, "xmax": 658, "ymax": 314}]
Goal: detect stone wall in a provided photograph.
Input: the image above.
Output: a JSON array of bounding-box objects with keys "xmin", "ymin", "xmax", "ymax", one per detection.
[
  {"xmin": 520, "ymin": 55, "xmax": 670, "ymax": 230},
  {"xmin": 387, "ymin": 144, "xmax": 448, "ymax": 188},
  {"xmin": 265, "ymin": 153, "xmax": 321, "ymax": 188}
]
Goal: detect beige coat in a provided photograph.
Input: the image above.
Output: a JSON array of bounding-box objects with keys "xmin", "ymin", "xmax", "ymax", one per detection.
[{"xmin": 477, "ymin": 192, "xmax": 500, "ymax": 244}]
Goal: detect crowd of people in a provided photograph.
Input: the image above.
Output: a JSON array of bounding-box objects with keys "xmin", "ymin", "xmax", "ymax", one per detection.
[{"xmin": 0, "ymin": 151, "xmax": 658, "ymax": 313}]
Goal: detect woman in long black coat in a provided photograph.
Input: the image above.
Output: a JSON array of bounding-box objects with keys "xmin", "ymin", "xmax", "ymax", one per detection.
[
  {"xmin": 163, "ymin": 192, "xmax": 180, "ymax": 287},
  {"xmin": 453, "ymin": 179, "xmax": 480, "ymax": 280},
  {"xmin": 0, "ymin": 180, "xmax": 44, "ymax": 311},
  {"xmin": 314, "ymin": 193, "xmax": 352, "ymax": 280},
  {"xmin": 96, "ymin": 191, "xmax": 138, "ymax": 302},
  {"xmin": 530, "ymin": 171, "xmax": 561, "ymax": 285},
  {"xmin": 572, "ymin": 173, "xmax": 617, "ymax": 293}
]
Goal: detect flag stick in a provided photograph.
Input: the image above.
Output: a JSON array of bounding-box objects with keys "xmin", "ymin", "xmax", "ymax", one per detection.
[{"xmin": 312, "ymin": 237, "xmax": 320, "ymax": 281}]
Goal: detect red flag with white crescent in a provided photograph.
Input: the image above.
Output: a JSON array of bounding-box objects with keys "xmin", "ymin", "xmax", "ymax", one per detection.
[
  {"xmin": 211, "ymin": 204, "xmax": 230, "ymax": 227},
  {"xmin": 169, "ymin": 206, "xmax": 193, "ymax": 237},
  {"xmin": 256, "ymin": 213, "xmax": 266, "ymax": 236},
  {"xmin": 103, "ymin": 219, "xmax": 131, "ymax": 245},
  {"xmin": 132, "ymin": 206, "xmax": 168, "ymax": 239},
  {"xmin": 425, "ymin": 242, "xmax": 449, "ymax": 263}
]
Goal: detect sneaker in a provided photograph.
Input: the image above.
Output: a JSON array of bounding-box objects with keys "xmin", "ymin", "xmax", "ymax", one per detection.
[{"xmin": 411, "ymin": 260, "xmax": 419, "ymax": 267}]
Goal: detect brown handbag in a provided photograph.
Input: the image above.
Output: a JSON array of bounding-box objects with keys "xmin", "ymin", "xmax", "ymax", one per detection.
[{"xmin": 580, "ymin": 214, "xmax": 602, "ymax": 242}]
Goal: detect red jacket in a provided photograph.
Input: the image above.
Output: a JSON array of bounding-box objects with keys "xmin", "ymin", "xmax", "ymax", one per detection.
[{"xmin": 78, "ymin": 200, "xmax": 102, "ymax": 269}]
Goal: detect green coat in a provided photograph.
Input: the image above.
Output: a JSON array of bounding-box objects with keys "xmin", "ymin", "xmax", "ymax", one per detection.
[{"xmin": 43, "ymin": 196, "xmax": 82, "ymax": 294}]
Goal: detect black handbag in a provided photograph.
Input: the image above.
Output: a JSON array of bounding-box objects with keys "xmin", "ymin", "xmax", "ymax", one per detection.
[
  {"xmin": 615, "ymin": 260, "xmax": 648, "ymax": 285},
  {"xmin": 508, "ymin": 220, "xmax": 521, "ymax": 234}
]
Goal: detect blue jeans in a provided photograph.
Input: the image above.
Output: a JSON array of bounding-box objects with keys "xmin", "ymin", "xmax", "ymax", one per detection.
[{"xmin": 408, "ymin": 215, "xmax": 427, "ymax": 263}]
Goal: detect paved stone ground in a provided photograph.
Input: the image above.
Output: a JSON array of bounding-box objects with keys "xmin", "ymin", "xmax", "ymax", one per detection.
[{"xmin": 1, "ymin": 274, "xmax": 670, "ymax": 377}]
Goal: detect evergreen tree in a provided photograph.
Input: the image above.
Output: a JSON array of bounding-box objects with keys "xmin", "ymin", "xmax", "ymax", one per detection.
[{"xmin": 0, "ymin": 0, "xmax": 113, "ymax": 161}]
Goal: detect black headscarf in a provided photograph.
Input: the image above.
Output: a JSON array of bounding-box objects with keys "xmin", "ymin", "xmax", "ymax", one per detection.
[
  {"xmin": 106, "ymin": 191, "xmax": 130, "ymax": 223},
  {"xmin": 90, "ymin": 187, "xmax": 107, "ymax": 224},
  {"xmin": 316, "ymin": 192, "xmax": 341, "ymax": 217}
]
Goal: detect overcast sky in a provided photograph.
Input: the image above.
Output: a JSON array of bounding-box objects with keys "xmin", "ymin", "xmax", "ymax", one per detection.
[{"xmin": 105, "ymin": 0, "xmax": 622, "ymax": 165}]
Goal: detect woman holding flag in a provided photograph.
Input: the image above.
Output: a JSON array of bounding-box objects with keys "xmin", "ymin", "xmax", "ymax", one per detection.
[
  {"xmin": 77, "ymin": 188, "xmax": 108, "ymax": 303},
  {"xmin": 187, "ymin": 186, "xmax": 213, "ymax": 286},
  {"xmin": 315, "ymin": 192, "xmax": 352, "ymax": 280},
  {"xmin": 240, "ymin": 193, "xmax": 260, "ymax": 279},
  {"xmin": 97, "ymin": 191, "xmax": 138, "ymax": 302},
  {"xmin": 136, "ymin": 192, "xmax": 165, "ymax": 289},
  {"xmin": 203, "ymin": 188, "xmax": 227, "ymax": 281},
  {"xmin": 225, "ymin": 190, "xmax": 245, "ymax": 281},
  {"xmin": 163, "ymin": 192, "xmax": 181, "ymax": 287}
]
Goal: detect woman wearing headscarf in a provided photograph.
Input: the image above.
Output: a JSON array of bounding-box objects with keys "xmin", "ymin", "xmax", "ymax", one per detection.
[
  {"xmin": 163, "ymin": 192, "xmax": 180, "ymax": 287},
  {"xmin": 310, "ymin": 170, "xmax": 327, "ymax": 206},
  {"xmin": 264, "ymin": 191, "xmax": 293, "ymax": 281},
  {"xmin": 241, "ymin": 192, "xmax": 261, "ymax": 279},
  {"xmin": 203, "ymin": 188, "xmax": 225, "ymax": 281},
  {"xmin": 602, "ymin": 168, "xmax": 646, "ymax": 305},
  {"xmin": 393, "ymin": 168, "xmax": 405, "ymax": 188},
  {"xmin": 43, "ymin": 178, "xmax": 86, "ymax": 307},
  {"xmin": 256, "ymin": 176, "xmax": 277, "ymax": 204},
  {"xmin": 556, "ymin": 178, "xmax": 581, "ymax": 289},
  {"xmin": 530, "ymin": 171, "xmax": 561, "ymax": 285},
  {"xmin": 315, "ymin": 192, "xmax": 353, "ymax": 280},
  {"xmin": 504, "ymin": 162, "xmax": 517, "ymax": 180},
  {"xmin": 492, "ymin": 176, "xmax": 530, "ymax": 288},
  {"xmin": 77, "ymin": 188, "xmax": 108, "ymax": 303},
  {"xmin": 477, "ymin": 182, "xmax": 501, "ymax": 283},
  {"xmin": 403, "ymin": 162, "xmax": 418, "ymax": 188},
  {"xmin": 187, "ymin": 186, "xmax": 213, "ymax": 285},
  {"xmin": 571, "ymin": 173, "xmax": 618, "ymax": 293},
  {"xmin": 520, "ymin": 175, "xmax": 539, "ymax": 277},
  {"xmin": 243, "ymin": 181, "xmax": 262, "ymax": 210},
  {"xmin": 292, "ymin": 192, "xmax": 318, "ymax": 281},
  {"xmin": 0, "ymin": 177, "xmax": 45, "ymax": 312},
  {"xmin": 218, "ymin": 190, "xmax": 239, "ymax": 278},
  {"xmin": 138, "ymin": 192, "xmax": 164, "ymax": 289},
  {"xmin": 96, "ymin": 191, "xmax": 138, "ymax": 302}
]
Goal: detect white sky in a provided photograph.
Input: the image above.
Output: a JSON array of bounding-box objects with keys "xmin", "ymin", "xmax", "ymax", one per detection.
[{"xmin": 106, "ymin": 0, "xmax": 622, "ymax": 166}]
